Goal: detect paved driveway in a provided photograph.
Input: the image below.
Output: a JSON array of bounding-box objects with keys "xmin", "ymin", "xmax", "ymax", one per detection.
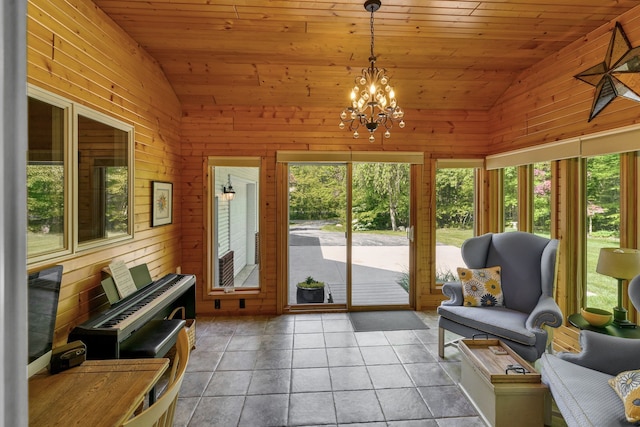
[{"xmin": 288, "ymin": 221, "xmax": 464, "ymax": 305}]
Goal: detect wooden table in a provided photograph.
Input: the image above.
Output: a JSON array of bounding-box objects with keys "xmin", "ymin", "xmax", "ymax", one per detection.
[{"xmin": 29, "ymin": 358, "xmax": 169, "ymax": 427}]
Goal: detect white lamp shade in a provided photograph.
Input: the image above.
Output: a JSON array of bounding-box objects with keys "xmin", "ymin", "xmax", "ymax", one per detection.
[{"xmin": 596, "ymin": 248, "xmax": 640, "ymax": 280}]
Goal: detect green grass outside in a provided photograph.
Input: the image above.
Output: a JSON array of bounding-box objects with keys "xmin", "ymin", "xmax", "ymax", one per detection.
[
  {"xmin": 28, "ymin": 229, "xmax": 129, "ymax": 257},
  {"xmin": 27, "ymin": 231, "xmax": 64, "ymax": 255},
  {"xmin": 435, "ymin": 228, "xmax": 474, "ymax": 247},
  {"xmin": 585, "ymin": 236, "xmax": 619, "ymax": 310}
]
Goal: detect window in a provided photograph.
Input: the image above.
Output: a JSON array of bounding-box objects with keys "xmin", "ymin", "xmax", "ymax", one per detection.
[
  {"xmin": 207, "ymin": 158, "xmax": 261, "ymax": 292},
  {"xmin": 76, "ymin": 109, "xmax": 132, "ymax": 247},
  {"xmin": 585, "ymin": 154, "xmax": 620, "ymax": 309},
  {"xmin": 435, "ymin": 165, "xmax": 477, "ymax": 285},
  {"xmin": 485, "ymin": 134, "xmax": 640, "ymax": 319},
  {"xmin": 27, "ymin": 96, "xmax": 69, "ymax": 258},
  {"xmin": 27, "ymin": 86, "xmax": 134, "ymax": 262},
  {"xmin": 533, "ymin": 161, "xmax": 551, "ymax": 236},
  {"xmin": 503, "ymin": 166, "xmax": 518, "ymax": 231}
]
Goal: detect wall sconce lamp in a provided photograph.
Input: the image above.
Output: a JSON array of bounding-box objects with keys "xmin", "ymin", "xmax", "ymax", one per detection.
[
  {"xmin": 222, "ymin": 174, "xmax": 235, "ymax": 201},
  {"xmin": 596, "ymin": 247, "xmax": 640, "ymax": 328}
]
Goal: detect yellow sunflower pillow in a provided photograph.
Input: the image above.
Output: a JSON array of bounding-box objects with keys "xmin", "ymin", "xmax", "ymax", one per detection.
[
  {"xmin": 609, "ymin": 369, "xmax": 640, "ymax": 423},
  {"xmin": 457, "ymin": 266, "xmax": 503, "ymax": 307}
]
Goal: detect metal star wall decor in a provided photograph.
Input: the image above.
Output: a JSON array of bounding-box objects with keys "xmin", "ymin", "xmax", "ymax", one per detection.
[{"xmin": 575, "ymin": 22, "xmax": 640, "ymax": 122}]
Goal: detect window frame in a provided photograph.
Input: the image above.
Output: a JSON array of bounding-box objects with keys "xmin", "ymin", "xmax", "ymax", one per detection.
[
  {"xmin": 205, "ymin": 156, "xmax": 263, "ymax": 297},
  {"xmin": 583, "ymin": 153, "xmax": 622, "ymax": 310},
  {"xmin": 73, "ymin": 104, "xmax": 134, "ymax": 251},
  {"xmin": 27, "ymin": 86, "xmax": 73, "ymax": 263},
  {"xmin": 432, "ymin": 158, "xmax": 482, "ymax": 292},
  {"xmin": 27, "ymin": 85, "xmax": 135, "ymax": 264}
]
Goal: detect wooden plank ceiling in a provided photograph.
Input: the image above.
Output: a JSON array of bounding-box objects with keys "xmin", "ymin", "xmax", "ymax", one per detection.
[{"xmin": 93, "ymin": 0, "xmax": 639, "ymax": 111}]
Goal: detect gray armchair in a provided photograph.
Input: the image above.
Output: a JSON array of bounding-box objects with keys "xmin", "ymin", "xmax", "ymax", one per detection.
[{"xmin": 437, "ymin": 231, "xmax": 563, "ymax": 362}]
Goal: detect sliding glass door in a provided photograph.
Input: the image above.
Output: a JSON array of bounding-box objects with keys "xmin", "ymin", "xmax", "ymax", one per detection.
[
  {"xmin": 286, "ymin": 160, "xmax": 412, "ymax": 309},
  {"xmin": 288, "ymin": 164, "xmax": 347, "ymax": 305},
  {"xmin": 351, "ymin": 162, "xmax": 411, "ymax": 307}
]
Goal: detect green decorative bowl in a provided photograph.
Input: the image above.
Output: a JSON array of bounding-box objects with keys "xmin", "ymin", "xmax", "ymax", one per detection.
[{"xmin": 581, "ymin": 307, "xmax": 613, "ymax": 327}]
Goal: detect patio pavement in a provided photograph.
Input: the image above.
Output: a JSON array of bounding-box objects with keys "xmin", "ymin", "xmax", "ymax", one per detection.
[{"xmin": 288, "ymin": 222, "xmax": 464, "ymax": 306}]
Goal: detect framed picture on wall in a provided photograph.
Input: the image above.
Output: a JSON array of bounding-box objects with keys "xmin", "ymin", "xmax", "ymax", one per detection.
[{"xmin": 151, "ymin": 181, "xmax": 173, "ymax": 227}]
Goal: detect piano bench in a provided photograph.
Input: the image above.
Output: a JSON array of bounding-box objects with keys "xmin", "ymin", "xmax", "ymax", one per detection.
[{"xmin": 120, "ymin": 319, "xmax": 186, "ymax": 359}]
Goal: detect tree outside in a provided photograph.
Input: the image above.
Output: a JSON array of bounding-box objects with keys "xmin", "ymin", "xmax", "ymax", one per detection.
[
  {"xmin": 352, "ymin": 163, "xmax": 409, "ymax": 231},
  {"xmin": 533, "ymin": 162, "xmax": 551, "ymax": 235},
  {"xmin": 288, "ymin": 164, "xmax": 346, "ymax": 221},
  {"xmin": 435, "ymin": 168, "xmax": 474, "ymax": 230},
  {"xmin": 288, "ymin": 163, "xmax": 410, "ymax": 232}
]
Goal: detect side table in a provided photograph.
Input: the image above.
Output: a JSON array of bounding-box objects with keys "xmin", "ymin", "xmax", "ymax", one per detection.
[{"xmin": 568, "ymin": 313, "xmax": 640, "ymax": 339}]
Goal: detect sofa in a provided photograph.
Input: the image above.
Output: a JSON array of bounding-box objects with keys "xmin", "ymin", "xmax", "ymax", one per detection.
[
  {"xmin": 540, "ymin": 274, "xmax": 640, "ymax": 426},
  {"xmin": 541, "ymin": 331, "xmax": 640, "ymax": 427}
]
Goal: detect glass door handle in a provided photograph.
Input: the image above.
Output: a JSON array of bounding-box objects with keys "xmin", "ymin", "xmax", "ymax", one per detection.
[{"xmin": 407, "ymin": 225, "xmax": 414, "ymax": 242}]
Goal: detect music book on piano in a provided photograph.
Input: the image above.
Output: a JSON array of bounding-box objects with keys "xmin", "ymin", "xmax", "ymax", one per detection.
[{"xmin": 108, "ymin": 260, "xmax": 137, "ymax": 298}]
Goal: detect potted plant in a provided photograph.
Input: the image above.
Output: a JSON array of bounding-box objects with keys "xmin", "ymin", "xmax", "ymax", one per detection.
[{"xmin": 296, "ymin": 276, "xmax": 325, "ymax": 304}]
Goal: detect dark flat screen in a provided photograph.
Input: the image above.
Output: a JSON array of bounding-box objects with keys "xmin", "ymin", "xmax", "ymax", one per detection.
[{"xmin": 28, "ymin": 265, "xmax": 63, "ymax": 363}]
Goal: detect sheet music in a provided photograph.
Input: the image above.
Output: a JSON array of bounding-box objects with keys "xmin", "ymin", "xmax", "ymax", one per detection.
[{"xmin": 108, "ymin": 260, "xmax": 137, "ymax": 298}]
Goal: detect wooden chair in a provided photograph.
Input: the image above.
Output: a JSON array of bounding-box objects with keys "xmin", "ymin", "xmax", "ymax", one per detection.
[{"xmin": 122, "ymin": 327, "xmax": 190, "ymax": 427}]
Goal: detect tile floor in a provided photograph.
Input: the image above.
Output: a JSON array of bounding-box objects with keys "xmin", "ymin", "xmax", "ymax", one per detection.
[{"xmin": 173, "ymin": 311, "xmax": 489, "ymax": 427}]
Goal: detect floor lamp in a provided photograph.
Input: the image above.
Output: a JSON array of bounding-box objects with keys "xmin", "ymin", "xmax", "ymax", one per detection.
[{"xmin": 596, "ymin": 248, "xmax": 640, "ymax": 328}]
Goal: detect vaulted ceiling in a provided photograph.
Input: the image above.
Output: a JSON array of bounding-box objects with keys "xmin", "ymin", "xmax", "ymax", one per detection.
[{"xmin": 94, "ymin": 0, "xmax": 639, "ymax": 112}]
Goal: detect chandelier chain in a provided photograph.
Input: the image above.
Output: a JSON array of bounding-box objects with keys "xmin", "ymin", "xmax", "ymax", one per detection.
[{"xmin": 369, "ymin": 7, "xmax": 375, "ymax": 62}]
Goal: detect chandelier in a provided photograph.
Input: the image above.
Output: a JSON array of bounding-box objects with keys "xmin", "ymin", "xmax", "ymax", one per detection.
[{"xmin": 339, "ymin": 0, "xmax": 405, "ymax": 143}]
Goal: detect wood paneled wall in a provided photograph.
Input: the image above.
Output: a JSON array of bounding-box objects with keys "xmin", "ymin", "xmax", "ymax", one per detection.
[
  {"xmin": 180, "ymin": 105, "xmax": 490, "ymax": 315},
  {"xmin": 27, "ymin": 0, "xmax": 183, "ymax": 347},
  {"xmin": 489, "ymin": 9, "xmax": 640, "ymax": 152}
]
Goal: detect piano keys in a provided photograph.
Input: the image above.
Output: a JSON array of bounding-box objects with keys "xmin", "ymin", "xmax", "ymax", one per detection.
[{"xmin": 69, "ymin": 272, "xmax": 196, "ymax": 360}]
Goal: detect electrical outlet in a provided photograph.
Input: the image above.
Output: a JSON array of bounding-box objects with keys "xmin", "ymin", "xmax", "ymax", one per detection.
[
  {"xmin": 214, "ymin": 299, "xmax": 221, "ymax": 309},
  {"xmin": 239, "ymin": 299, "xmax": 245, "ymax": 309}
]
